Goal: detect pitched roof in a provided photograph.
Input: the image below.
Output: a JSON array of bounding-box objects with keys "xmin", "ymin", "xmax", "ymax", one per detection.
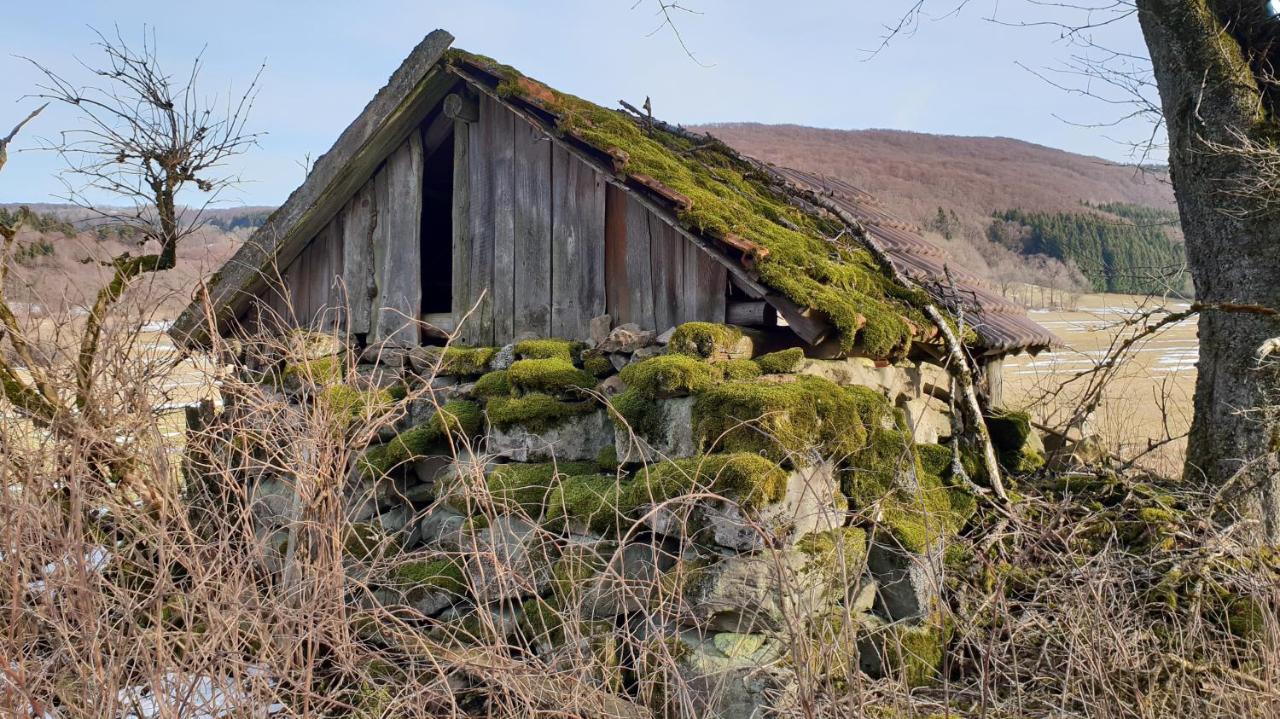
[{"xmin": 172, "ymin": 31, "xmax": 1059, "ymax": 357}]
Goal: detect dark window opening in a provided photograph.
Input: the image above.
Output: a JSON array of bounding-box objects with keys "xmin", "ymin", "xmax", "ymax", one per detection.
[{"xmin": 421, "ymin": 124, "xmax": 454, "ymax": 315}]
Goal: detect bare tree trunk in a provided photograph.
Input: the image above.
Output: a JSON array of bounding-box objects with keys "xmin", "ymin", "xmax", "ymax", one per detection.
[{"xmin": 1138, "ymin": 0, "xmax": 1280, "ymax": 543}]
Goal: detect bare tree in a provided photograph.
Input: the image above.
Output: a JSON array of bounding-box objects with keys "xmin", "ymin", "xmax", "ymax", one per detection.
[{"xmin": 0, "ymin": 28, "xmax": 260, "ymax": 486}]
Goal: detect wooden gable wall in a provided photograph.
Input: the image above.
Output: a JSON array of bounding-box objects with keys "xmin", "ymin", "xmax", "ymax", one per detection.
[{"xmin": 242, "ymin": 86, "xmax": 729, "ymax": 347}]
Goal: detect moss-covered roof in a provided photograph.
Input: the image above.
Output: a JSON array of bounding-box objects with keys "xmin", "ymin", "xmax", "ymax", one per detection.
[{"xmin": 445, "ymin": 49, "xmax": 931, "ymax": 359}]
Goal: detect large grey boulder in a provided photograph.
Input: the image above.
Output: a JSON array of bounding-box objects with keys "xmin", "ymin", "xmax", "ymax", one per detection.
[
  {"xmin": 487, "ymin": 409, "xmax": 614, "ymax": 462},
  {"xmin": 867, "ymin": 539, "xmax": 943, "ymax": 622}
]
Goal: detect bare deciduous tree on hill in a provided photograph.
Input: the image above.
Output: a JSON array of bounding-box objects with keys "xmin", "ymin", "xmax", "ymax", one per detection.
[{"xmin": 0, "ymin": 28, "xmax": 260, "ymax": 487}]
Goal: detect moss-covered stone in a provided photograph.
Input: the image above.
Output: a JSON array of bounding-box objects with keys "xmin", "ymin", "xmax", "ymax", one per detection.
[
  {"xmin": 445, "ymin": 51, "xmax": 931, "ymax": 358},
  {"xmin": 506, "ymin": 358, "xmax": 595, "ymax": 396},
  {"xmin": 545, "ymin": 474, "xmax": 634, "ymax": 534},
  {"xmin": 693, "ymin": 375, "xmax": 874, "ymax": 464},
  {"xmin": 317, "ymin": 385, "xmax": 395, "ymax": 426},
  {"xmin": 582, "ymin": 352, "xmax": 615, "ymax": 378},
  {"xmin": 879, "ymin": 617, "xmax": 949, "ymax": 688},
  {"xmin": 281, "ymin": 355, "xmax": 343, "ymax": 387},
  {"xmin": 668, "ymin": 322, "xmax": 744, "ymax": 358},
  {"xmin": 391, "ymin": 556, "xmax": 467, "ymax": 595},
  {"xmin": 514, "ymin": 338, "xmax": 582, "ymax": 362},
  {"xmin": 716, "ymin": 358, "xmax": 763, "ymax": 381},
  {"xmin": 985, "ymin": 409, "xmax": 1046, "ymax": 474},
  {"xmin": 358, "ymin": 400, "xmax": 483, "ymax": 477},
  {"xmin": 797, "ymin": 526, "xmax": 869, "ymax": 574},
  {"xmin": 473, "ymin": 369, "xmax": 512, "ymax": 398},
  {"xmin": 482, "ymin": 461, "xmax": 596, "ymax": 516},
  {"xmin": 620, "ymin": 354, "xmax": 718, "ymax": 398},
  {"xmin": 485, "ymin": 393, "xmax": 594, "ymax": 433},
  {"xmin": 416, "ymin": 346, "xmax": 497, "ymax": 377},
  {"xmin": 628, "ymin": 453, "xmax": 789, "ymax": 512},
  {"xmin": 596, "ymin": 445, "xmax": 619, "ymax": 472},
  {"xmin": 753, "ymin": 348, "xmax": 805, "ymax": 374},
  {"xmin": 611, "ymin": 355, "xmax": 719, "ymax": 437}
]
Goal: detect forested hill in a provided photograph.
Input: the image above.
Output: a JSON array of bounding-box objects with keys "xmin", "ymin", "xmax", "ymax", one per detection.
[{"xmin": 990, "ymin": 204, "xmax": 1189, "ymax": 296}]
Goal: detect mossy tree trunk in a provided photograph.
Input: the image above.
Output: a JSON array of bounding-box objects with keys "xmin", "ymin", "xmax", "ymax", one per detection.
[{"xmin": 1138, "ymin": 0, "xmax": 1280, "ymax": 543}]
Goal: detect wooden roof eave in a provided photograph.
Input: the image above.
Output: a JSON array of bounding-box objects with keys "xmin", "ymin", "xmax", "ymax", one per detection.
[
  {"xmin": 169, "ymin": 29, "xmax": 458, "ymax": 349},
  {"xmin": 447, "ymin": 62, "xmax": 837, "ymax": 348}
]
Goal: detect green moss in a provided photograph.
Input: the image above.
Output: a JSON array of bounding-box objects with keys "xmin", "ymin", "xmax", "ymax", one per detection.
[
  {"xmin": 985, "ymin": 410, "xmax": 1046, "ymax": 474},
  {"xmin": 582, "ymin": 352, "xmax": 615, "ymax": 378},
  {"xmin": 628, "ymin": 453, "xmax": 789, "ymax": 512},
  {"xmin": 797, "ymin": 526, "xmax": 868, "ymax": 573},
  {"xmin": 693, "ymin": 375, "xmax": 873, "ymax": 464},
  {"xmin": 515, "ymin": 338, "xmax": 584, "ymax": 362},
  {"xmin": 483, "ymin": 461, "xmax": 596, "ymax": 516},
  {"xmin": 445, "ymin": 51, "xmax": 931, "ymax": 358},
  {"xmin": 716, "ymin": 358, "xmax": 763, "ymax": 381},
  {"xmin": 668, "ymin": 322, "xmax": 743, "ymax": 358},
  {"xmin": 506, "ymin": 358, "xmax": 595, "ymax": 395},
  {"xmin": 343, "ymin": 522, "xmax": 390, "ymax": 560},
  {"xmin": 318, "ymin": 385, "xmax": 394, "ymax": 426},
  {"xmin": 612, "ymin": 355, "xmax": 719, "ymax": 436},
  {"xmin": 416, "ymin": 346, "xmax": 497, "ymax": 377},
  {"xmin": 545, "ymin": 474, "xmax": 633, "ymax": 534},
  {"xmin": 619, "ymin": 354, "xmax": 718, "ymax": 398},
  {"xmin": 753, "ymin": 348, "xmax": 804, "ymax": 374},
  {"xmin": 916, "ymin": 443, "xmax": 954, "ymax": 478},
  {"xmin": 486, "ymin": 393, "xmax": 594, "ymax": 432},
  {"xmin": 596, "ymin": 445, "xmax": 619, "ymax": 472},
  {"xmin": 473, "ymin": 369, "xmax": 512, "ymax": 398},
  {"xmin": 358, "ymin": 400, "xmax": 483, "ymax": 477},
  {"xmin": 392, "ymin": 557, "xmax": 467, "ymax": 595},
  {"xmin": 281, "ymin": 355, "xmax": 343, "ymax": 386},
  {"xmin": 881, "ymin": 618, "xmax": 949, "ymax": 688}
]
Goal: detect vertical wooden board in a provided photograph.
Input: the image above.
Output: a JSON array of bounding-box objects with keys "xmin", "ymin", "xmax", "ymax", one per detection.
[
  {"xmin": 451, "ymin": 120, "xmax": 472, "ymax": 339},
  {"xmin": 465, "ymin": 96, "xmax": 496, "ymax": 346},
  {"xmin": 286, "ymin": 247, "xmax": 309, "ymax": 328},
  {"xmin": 322, "ymin": 215, "xmax": 346, "ymax": 330},
  {"xmin": 342, "ymin": 178, "xmax": 378, "ymax": 335},
  {"xmin": 552, "ymin": 147, "xmax": 606, "ymax": 340},
  {"xmin": 512, "ymin": 118, "xmax": 552, "ymax": 340},
  {"xmin": 604, "ymin": 184, "xmax": 630, "ymax": 324},
  {"xmin": 374, "ymin": 133, "xmax": 424, "ymax": 346},
  {"xmin": 650, "ymin": 216, "xmax": 683, "ymax": 331},
  {"xmin": 687, "ymin": 240, "xmax": 727, "ymax": 323},
  {"xmin": 490, "ymin": 98, "xmax": 516, "ymax": 344},
  {"xmin": 624, "ymin": 193, "xmax": 655, "ymax": 329}
]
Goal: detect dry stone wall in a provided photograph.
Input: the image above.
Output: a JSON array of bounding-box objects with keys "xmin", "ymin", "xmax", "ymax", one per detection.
[{"xmin": 200, "ymin": 321, "xmax": 1006, "ymax": 717}]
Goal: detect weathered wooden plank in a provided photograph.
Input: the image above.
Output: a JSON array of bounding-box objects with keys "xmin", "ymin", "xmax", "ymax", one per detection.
[
  {"xmin": 373, "ymin": 133, "xmax": 424, "ymax": 346},
  {"xmin": 512, "ymin": 118, "xmax": 552, "ymax": 340},
  {"xmin": 451, "ymin": 119, "xmax": 472, "ymax": 339},
  {"xmin": 490, "ymin": 97, "xmax": 517, "ymax": 344},
  {"xmin": 465, "ymin": 95, "xmax": 495, "ymax": 346},
  {"xmin": 551, "ymin": 147, "xmax": 606, "ymax": 340},
  {"xmin": 690, "ymin": 239, "xmax": 727, "ymax": 324},
  {"xmin": 604, "ymin": 183, "xmax": 630, "ymax": 325},
  {"xmin": 650, "ymin": 215, "xmax": 682, "ymax": 331},
  {"xmin": 624, "ymin": 193, "xmax": 655, "ymax": 329},
  {"xmin": 341, "ymin": 178, "xmax": 378, "ymax": 335},
  {"xmin": 305, "ymin": 218, "xmax": 337, "ymax": 329},
  {"xmin": 173, "ymin": 30, "xmax": 455, "ymax": 347}
]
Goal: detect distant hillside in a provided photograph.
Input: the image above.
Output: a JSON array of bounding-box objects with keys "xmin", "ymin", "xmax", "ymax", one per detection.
[
  {"xmin": 701, "ymin": 124, "xmax": 1183, "ymax": 300},
  {"xmin": 700, "ymin": 124, "xmax": 1175, "ymax": 230}
]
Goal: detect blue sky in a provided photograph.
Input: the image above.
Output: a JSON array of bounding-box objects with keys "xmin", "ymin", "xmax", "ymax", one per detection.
[{"xmin": 0, "ymin": 0, "xmax": 1158, "ymax": 206}]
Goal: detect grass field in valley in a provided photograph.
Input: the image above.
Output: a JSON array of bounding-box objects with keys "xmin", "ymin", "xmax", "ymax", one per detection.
[{"xmin": 1002, "ymin": 293, "xmax": 1198, "ymax": 475}]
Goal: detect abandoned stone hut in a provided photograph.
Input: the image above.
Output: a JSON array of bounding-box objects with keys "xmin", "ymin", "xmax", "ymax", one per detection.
[{"xmin": 176, "ymin": 29, "xmax": 1061, "ymax": 717}]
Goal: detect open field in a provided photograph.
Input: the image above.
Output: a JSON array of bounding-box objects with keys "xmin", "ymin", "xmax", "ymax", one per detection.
[{"xmin": 1002, "ymin": 292, "xmax": 1198, "ymax": 475}]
